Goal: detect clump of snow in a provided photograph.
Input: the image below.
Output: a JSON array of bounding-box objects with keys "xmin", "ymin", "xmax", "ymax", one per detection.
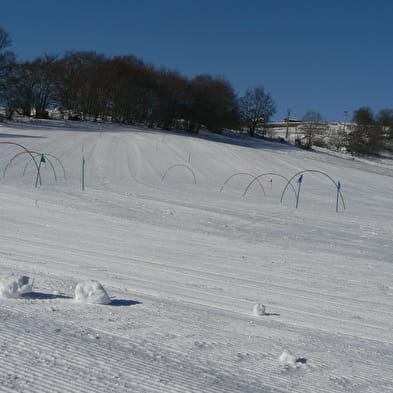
[
  {"xmin": 74, "ymin": 280, "xmax": 111, "ymax": 305},
  {"xmin": 253, "ymin": 303, "xmax": 266, "ymax": 316},
  {"xmin": 0, "ymin": 274, "xmax": 34, "ymax": 299},
  {"xmin": 279, "ymin": 350, "xmax": 297, "ymax": 366},
  {"xmin": 279, "ymin": 350, "xmax": 307, "ymax": 368}
]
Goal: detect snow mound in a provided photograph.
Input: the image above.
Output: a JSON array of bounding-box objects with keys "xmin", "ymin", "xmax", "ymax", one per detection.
[
  {"xmin": 279, "ymin": 350, "xmax": 307, "ymax": 368},
  {"xmin": 253, "ymin": 303, "xmax": 266, "ymax": 316},
  {"xmin": 74, "ymin": 280, "xmax": 111, "ymax": 305},
  {"xmin": 0, "ymin": 275, "xmax": 34, "ymax": 299},
  {"xmin": 279, "ymin": 350, "xmax": 297, "ymax": 366}
]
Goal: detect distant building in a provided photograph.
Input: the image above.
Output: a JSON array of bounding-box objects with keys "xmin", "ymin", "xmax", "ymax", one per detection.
[{"xmin": 283, "ymin": 118, "xmax": 302, "ymax": 123}]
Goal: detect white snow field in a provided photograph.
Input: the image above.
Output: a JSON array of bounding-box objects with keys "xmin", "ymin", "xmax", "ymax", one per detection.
[{"xmin": 0, "ymin": 119, "xmax": 392, "ymax": 393}]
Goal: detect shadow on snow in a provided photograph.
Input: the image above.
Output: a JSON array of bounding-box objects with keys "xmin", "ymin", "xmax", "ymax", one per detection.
[
  {"xmin": 109, "ymin": 299, "xmax": 141, "ymax": 307},
  {"xmin": 22, "ymin": 292, "xmax": 71, "ymax": 300}
]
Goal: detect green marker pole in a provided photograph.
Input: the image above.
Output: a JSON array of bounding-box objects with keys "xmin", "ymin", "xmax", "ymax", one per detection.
[
  {"xmin": 35, "ymin": 154, "xmax": 45, "ymax": 187},
  {"xmin": 81, "ymin": 156, "xmax": 86, "ymax": 191}
]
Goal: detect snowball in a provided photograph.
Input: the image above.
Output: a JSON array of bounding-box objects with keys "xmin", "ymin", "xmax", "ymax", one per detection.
[
  {"xmin": 279, "ymin": 350, "xmax": 297, "ymax": 367},
  {"xmin": 74, "ymin": 280, "xmax": 111, "ymax": 305},
  {"xmin": 0, "ymin": 274, "xmax": 34, "ymax": 299},
  {"xmin": 253, "ymin": 303, "xmax": 266, "ymax": 316}
]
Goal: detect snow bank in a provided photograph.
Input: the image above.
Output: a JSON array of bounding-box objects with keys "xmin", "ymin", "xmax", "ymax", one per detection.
[
  {"xmin": 74, "ymin": 280, "xmax": 111, "ymax": 305},
  {"xmin": 0, "ymin": 275, "xmax": 34, "ymax": 299}
]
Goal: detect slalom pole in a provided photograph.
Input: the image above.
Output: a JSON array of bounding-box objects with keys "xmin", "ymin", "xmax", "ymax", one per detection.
[
  {"xmin": 295, "ymin": 175, "xmax": 303, "ymax": 209},
  {"xmin": 336, "ymin": 181, "xmax": 341, "ymax": 213},
  {"xmin": 81, "ymin": 156, "xmax": 86, "ymax": 191},
  {"xmin": 34, "ymin": 154, "xmax": 45, "ymax": 187}
]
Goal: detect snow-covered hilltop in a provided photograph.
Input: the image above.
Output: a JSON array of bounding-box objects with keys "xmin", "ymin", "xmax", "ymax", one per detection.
[{"xmin": 0, "ymin": 120, "xmax": 392, "ymax": 393}]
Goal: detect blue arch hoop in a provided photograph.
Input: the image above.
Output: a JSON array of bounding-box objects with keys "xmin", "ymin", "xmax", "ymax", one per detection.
[{"xmin": 280, "ymin": 169, "xmax": 345, "ymax": 210}]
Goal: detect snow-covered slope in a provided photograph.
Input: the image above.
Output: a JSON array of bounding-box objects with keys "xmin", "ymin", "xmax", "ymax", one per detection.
[{"xmin": 0, "ymin": 120, "xmax": 392, "ymax": 393}]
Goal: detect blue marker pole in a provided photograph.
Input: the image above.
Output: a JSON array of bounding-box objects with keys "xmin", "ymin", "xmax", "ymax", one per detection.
[
  {"xmin": 295, "ymin": 175, "xmax": 303, "ymax": 209},
  {"xmin": 81, "ymin": 156, "xmax": 86, "ymax": 191},
  {"xmin": 336, "ymin": 181, "xmax": 341, "ymax": 212}
]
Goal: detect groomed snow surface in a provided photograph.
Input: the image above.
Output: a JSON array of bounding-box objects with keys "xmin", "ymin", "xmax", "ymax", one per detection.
[{"xmin": 0, "ymin": 120, "xmax": 392, "ymax": 393}]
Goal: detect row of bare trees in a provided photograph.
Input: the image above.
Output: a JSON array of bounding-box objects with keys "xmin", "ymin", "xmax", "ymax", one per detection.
[
  {"xmin": 1, "ymin": 51, "xmax": 239, "ymax": 132},
  {"xmin": 0, "ymin": 28, "xmax": 276, "ymax": 135},
  {"xmin": 293, "ymin": 108, "xmax": 393, "ymax": 155},
  {"xmin": 345, "ymin": 107, "xmax": 393, "ymax": 155}
]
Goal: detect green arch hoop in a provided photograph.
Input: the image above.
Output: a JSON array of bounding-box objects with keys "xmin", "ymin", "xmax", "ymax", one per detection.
[
  {"xmin": 22, "ymin": 153, "xmax": 58, "ymax": 182},
  {"xmin": 3, "ymin": 151, "xmax": 66, "ymax": 182},
  {"xmin": 162, "ymin": 164, "xmax": 197, "ymax": 184},
  {"xmin": 243, "ymin": 172, "xmax": 297, "ymax": 200},
  {"xmin": 0, "ymin": 142, "xmax": 41, "ymax": 186},
  {"xmin": 22, "ymin": 152, "xmax": 66, "ymax": 180},
  {"xmin": 220, "ymin": 172, "xmax": 266, "ymax": 196}
]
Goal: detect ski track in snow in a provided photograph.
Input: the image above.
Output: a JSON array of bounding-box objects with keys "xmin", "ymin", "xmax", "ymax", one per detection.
[{"xmin": 1, "ymin": 120, "xmax": 393, "ymax": 393}]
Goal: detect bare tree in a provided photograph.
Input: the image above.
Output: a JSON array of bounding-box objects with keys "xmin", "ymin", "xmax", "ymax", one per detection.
[
  {"xmin": 183, "ymin": 75, "xmax": 240, "ymax": 133},
  {"xmin": 54, "ymin": 51, "xmax": 108, "ymax": 120},
  {"xmin": 302, "ymin": 110, "xmax": 323, "ymax": 122},
  {"xmin": 0, "ymin": 27, "xmax": 11, "ymax": 50},
  {"xmin": 6, "ymin": 55, "xmax": 58, "ymax": 118},
  {"xmin": 151, "ymin": 68, "xmax": 188, "ymax": 130},
  {"xmin": 376, "ymin": 108, "xmax": 393, "ymax": 140},
  {"xmin": 0, "ymin": 28, "xmax": 16, "ymax": 118},
  {"xmin": 296, "ymin": 110, "xmax": 327, "ymax": 149},
  {"xmin": 31, "ymin": 55, "xmax": 58, "ymax": 118},
  {"xmin": 347, "ymin": 107, "xmax": 383, "ymax": 155},
  {"xmin": 239, "ymin": 86, "xmax": 276, "ymax": 137},
  {"xmin": 328, "ymin": 127, "xmax": 347, "ymax": 151}
]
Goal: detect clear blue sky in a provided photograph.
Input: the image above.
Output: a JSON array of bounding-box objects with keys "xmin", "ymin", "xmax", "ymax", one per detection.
[{"xmin": 2, "ymin": 0, "xmax": 392, "ymax": 122}]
